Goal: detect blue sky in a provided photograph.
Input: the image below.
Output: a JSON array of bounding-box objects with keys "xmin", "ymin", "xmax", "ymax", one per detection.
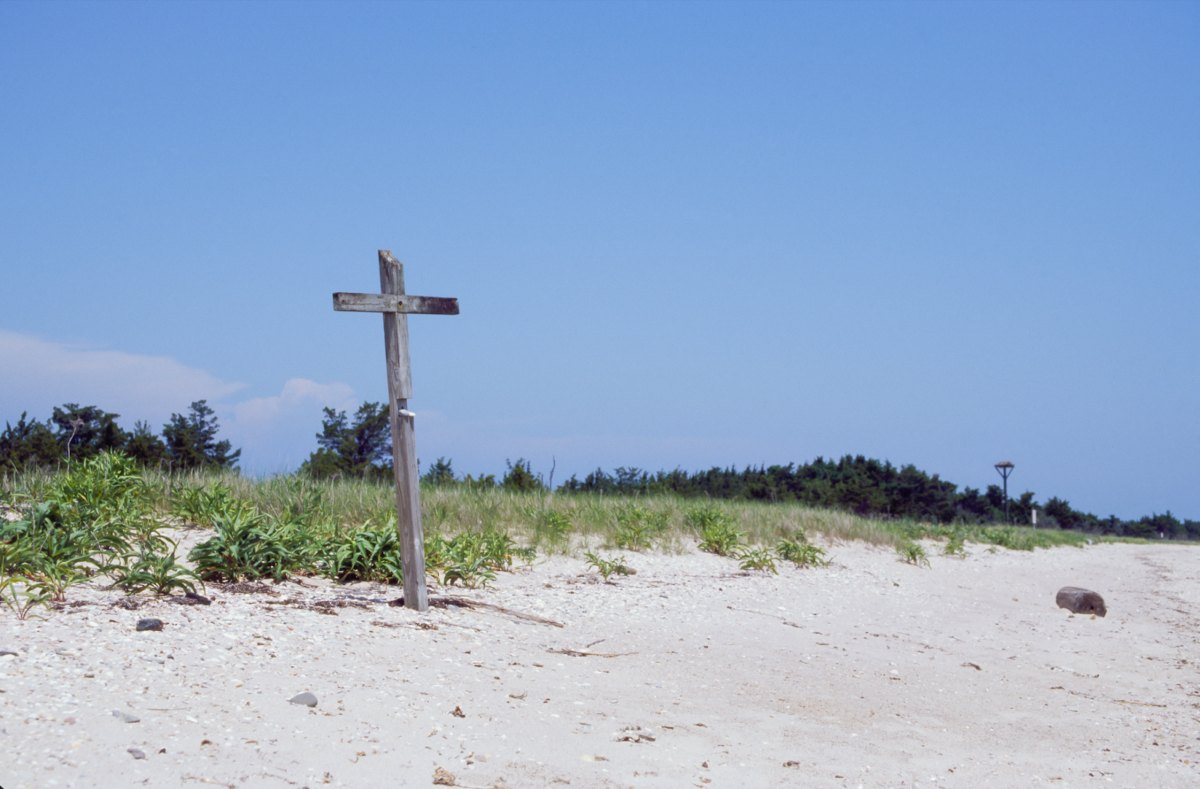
[{"xmin": 1, "ymin": 1, "xmax": 1196, "ymax": 520}]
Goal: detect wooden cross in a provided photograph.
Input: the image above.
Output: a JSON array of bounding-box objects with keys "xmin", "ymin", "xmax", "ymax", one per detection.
[{"xmin": 333, "ymin": 250, "xmax": 459, "ymax": 612}]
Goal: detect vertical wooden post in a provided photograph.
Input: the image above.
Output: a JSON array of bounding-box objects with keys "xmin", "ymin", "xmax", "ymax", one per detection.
[{"xmin": 379, "ymin": 250, "xmax": 428, "ymax": 612}]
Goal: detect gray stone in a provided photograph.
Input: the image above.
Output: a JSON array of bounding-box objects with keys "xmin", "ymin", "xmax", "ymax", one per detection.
[
  {"xmin": 1056, "ymin": 586, "xmax": 1107, "ymax": 617},
  {"xmin": 289, "ymin": 692, "xmax": 318, "ymax": 707},
  {"xmin": 136, "ymin": 618, "xmax": 163, "ymax": 632},
  {"xmin": 112, "ymin": 710, "xmax": 140, "ymax": 723},
  {"xmin": 127, "ymin": 747, "xmax": 146, "ymax": 760}
]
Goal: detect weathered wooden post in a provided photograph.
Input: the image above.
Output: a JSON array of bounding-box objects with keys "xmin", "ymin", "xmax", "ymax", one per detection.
[{"xmin": 333, "ymin": 250, "xmax": 459, "ymax": 612}]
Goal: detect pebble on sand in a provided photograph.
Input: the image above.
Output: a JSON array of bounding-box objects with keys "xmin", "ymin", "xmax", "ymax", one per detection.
[
  {"xmin": 113, "ymin": 710, "xmax": 140, "ymax": 723},
  {"xmin": 136, "ymin": 618, "xmax": 164, "ymax": 631},
  {"xmin": 127, "ymin": 748, "xmax": 146, "ymax": 760},
  {"xmin": 289, "ymin": 692, "xmax": 319, "ymax": 707}
]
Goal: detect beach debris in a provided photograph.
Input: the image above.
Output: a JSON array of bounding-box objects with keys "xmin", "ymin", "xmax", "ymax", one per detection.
[
  {"xmin": 370, "ymin": 619, "xmax": 450, "ymax": 631},
  {"xmin": 112, "ymin": 710, "xmax": 140, "ymax": 723},
  {"xmin": 616, "ymin": 726, "xmax": 656, "ymax": 743},
  {"xmin": 398, "ymin": 596, "xmax": 565, "ymax": 628},
  {"xmin": 450, "ymin": 705, "xmax": 465, "ymax": 718},
  {"xmin": 181, "ymin": 775, "xmax": 235, "ymax": 789},
  {"xmin": 0, "ymin": 650, "xmax": 17, "ymax": 658},
  {"xmin": 783, "ymin": 760, "xmax": 801, "ymax": 767},
  {"xmin": 127, "ymin": 747, "xmax": 146, "ymax": 760},
  {"xmin": 136, "ymin": 618, "xmax": 164, "ymax": 631},
  {"xmin": 313, "ymin": 599, "xmax": 368, "ymax": 610},
  {"xmin": 432, "ymin": 765, "xmax": 456, "ymax": 785},
  {"xmin": 184, "ymin": 592, "xmax": 212, "ymax": 605},
  {"xmin": 289, "ymin": 692, "xmax": 319, "ymax": 707},
  {"xmin": 263, "ymin": 597, "xmax": 365, "ymax": 615},
  {"xmin": 548, "ymin": 648, "xmax": 637, "ymax": 658},
  {"xmin": 217, "ymin": 582, "xmax": 277, "ymax": 595},
  {"xmin": 1056, "ymin": 587, "xmax": 1107, "ymax": 617},
  {"xmin": 961, "ymin": 662, "xmax": 982, "ymax": 671},
  {"xmin": 727, "ymin": 605, "xmax": 802, "ymax": 628},
  {"xmin": 370, "ymin": 620, "xmax": 401, "ymax": 628}
]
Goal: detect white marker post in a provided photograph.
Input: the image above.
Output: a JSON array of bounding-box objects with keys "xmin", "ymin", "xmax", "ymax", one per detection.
[{"xmin": 333, "ymin": 250, "xmax": 459, "ymax": 612}]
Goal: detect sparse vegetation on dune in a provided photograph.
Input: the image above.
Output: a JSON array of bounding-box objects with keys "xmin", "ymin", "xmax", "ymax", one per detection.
[
  {"xmin": 0, "ymin": 454, "xmax": 1173, "ymax": 621},
  {"xmin": 3, "ymin": 461, "xmax": 1156, "ymax": 563}
]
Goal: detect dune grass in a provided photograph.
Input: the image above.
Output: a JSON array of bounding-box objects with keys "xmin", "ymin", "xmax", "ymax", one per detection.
[
  {"xmin": 0, "ymin": 462, "xmax": 1162, "ymax": 573},
  {"xmin": 1, "ymin": 464, "xmax": 1154, "ymax": 555},
  {"xmin": 0, "ymin": 458, "xmax": 1173, "ymax": 620}
]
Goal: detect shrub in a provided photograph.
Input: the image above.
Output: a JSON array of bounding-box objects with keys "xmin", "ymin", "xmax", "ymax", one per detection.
[
  {"xmin": 942, "ymin": 533, "xmax": 968, "ymax": 557},
  {"xmin": 688, "ymin": 508, "xmax": 742, "ymax": 556},
  {"xmin": 318, "ymin": 526, "xmax": 404, "ymax": 584},
  {"xmin": 188, "ymin": 505, "xmax": 301, "ymax": 582},
  {"xmin": 171, "ymin": 483, "xmax": 235, "ymax": 527},
  {"xmin": 106, "ymin": 538, "xmax": 201, "ymax": 596},
  {"xmin": 896, "ymin": 541, "xmax": 930, "ymax": 568},
  {"xmin": 613, "ymin": 505, "xmax": 667, "ymax": 552},
  {"xmin": 776, "ymin": 538, "xmax": 829, "ymax": 568},
  {"xmin": 584, "ymin": 551, "xmax": 635, "ymax": 581},
  {"xmin": 737, "ymin": 547, "xmax": 778, "ymax": 574}
]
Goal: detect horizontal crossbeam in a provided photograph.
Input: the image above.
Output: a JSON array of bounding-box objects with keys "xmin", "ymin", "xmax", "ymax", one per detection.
[{"xmin": 333, "ymin": 293, "xmax": 459, "ymax": 315}]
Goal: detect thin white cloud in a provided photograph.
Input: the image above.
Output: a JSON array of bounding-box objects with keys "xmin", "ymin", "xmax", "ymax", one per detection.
[
  {"xmin": 0, "ymin": 329, "xmax": 245, "ymax": 426},
  {"xmin": 224, "ymin": 378, "xmax": 359, "ymax": 472}
]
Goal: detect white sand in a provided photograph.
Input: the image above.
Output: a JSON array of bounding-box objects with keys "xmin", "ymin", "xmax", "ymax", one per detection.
[{"xmin": 2, "ymin": 537, "xmax": 1198, "ymax": 788}]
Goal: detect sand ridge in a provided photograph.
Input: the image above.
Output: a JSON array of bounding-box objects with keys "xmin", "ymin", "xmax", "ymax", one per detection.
[{"xmin": 1, "ymin": 539, "xmax": 1198, "ymax": 788}]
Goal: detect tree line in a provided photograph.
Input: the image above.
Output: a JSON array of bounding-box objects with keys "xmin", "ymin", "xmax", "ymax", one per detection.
[
  {"xmin": 4, "ymin": 400, "xmax": 1195, "ymax": 540},
  {"xmin": 303, "ymin": 403, "xmax": 1198, "ymax": 540},
  {"xmin": 1, "ymin": 401, "xmax": 239, "ymax": 471}
]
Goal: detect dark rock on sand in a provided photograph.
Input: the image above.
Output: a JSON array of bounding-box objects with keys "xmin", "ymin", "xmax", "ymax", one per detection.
[
  {"xmin": 1056, "ymin": 586, "xmax": 1107, "ymax": 617},
  {"xmin": 136, "ymin": 618, "xmax": 164, "ymax": 631}
]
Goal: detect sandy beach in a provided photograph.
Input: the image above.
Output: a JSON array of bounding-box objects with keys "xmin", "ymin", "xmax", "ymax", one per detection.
[{"xmin": 2, "ymin": 536, "xmax": 1198, "ymax": 789}]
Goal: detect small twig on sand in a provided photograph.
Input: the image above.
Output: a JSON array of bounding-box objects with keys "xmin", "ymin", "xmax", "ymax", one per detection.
[
  {"xmin": 371, "ymin": 618, "xmax": 484, "ymax": 632},
  {"xmin": 1060, "ymin": 688, "xmax": 1167, "ymax": 708},
  {"xmin": 434, "ymin": 596, "xmax": 565, "ymax": 628},
  {"xmin": 727, "ymin": 605, "xmax": 801, "ymax": 628},
  {"xmin": 183, "ymin": 776, "xmax": 235, "ymax": 789},
  {"xmin": 548, "ymin": 648, "xmax": 637, "ymax": 658}
]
